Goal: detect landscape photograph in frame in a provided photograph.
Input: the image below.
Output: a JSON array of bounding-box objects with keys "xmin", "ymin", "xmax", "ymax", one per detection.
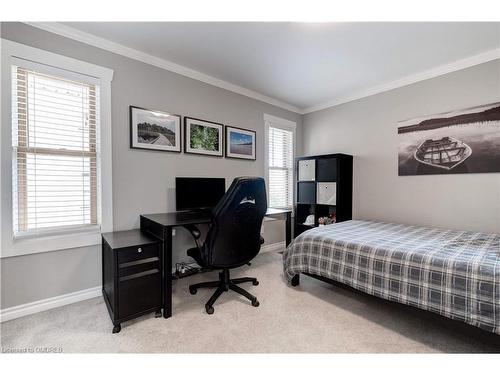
[
  {"xmin": 130, "ymin": 106, "xmax": 181, "ymax": 152},
  {"xmin": 225, "ymin": 125, "xmax": 256, "ymax": 160},
  {"xmin": 184, "ymin": 117, "xmax": 223, "ymax": 157}
]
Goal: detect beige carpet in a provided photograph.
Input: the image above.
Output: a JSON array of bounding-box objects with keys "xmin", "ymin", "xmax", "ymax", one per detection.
[{"xmin": 1, "ymin": 252, "xmax": 499, "ymax": 353}]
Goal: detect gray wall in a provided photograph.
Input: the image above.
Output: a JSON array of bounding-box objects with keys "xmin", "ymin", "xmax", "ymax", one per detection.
[
  {"xmin": 302, "ymin": 60, "xmax": 500, "ymax": 234},
  {"xmin": 0, "ymin": 23, "xmax": 301, "ymax": 309}
]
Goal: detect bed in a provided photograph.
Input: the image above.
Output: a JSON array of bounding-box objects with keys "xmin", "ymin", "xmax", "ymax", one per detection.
[{"xmin": 283, "ymin": 220, "xmax": 500, "ymax": 335}]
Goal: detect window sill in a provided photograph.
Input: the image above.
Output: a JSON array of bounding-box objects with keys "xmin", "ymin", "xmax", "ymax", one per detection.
[
  {"xmin": 13, "ymin": 225, "xmax": 100, "ymax": 240},
  {"xmin": 268, "ymin": 207, "xmax": 295, "ymax": 218},
  {"xmin": 2, "ymin": 227, "xmax": 102, "ymax": 258}
]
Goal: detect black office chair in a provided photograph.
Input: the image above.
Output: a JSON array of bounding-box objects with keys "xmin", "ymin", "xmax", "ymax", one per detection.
[{"xmin": 184, "ymin": 177, "xmax": 267, "ymax": 314}]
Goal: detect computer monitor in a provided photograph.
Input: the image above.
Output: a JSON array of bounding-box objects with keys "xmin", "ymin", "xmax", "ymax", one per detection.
[{"xmin": 175, "ymin": 177, "xmax": 226, "ymax": 211}]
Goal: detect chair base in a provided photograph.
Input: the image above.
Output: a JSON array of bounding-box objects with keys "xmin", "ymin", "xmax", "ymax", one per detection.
[{"xmin": 189, "ymin": 269, "xmax": 260, "ymax": 314}]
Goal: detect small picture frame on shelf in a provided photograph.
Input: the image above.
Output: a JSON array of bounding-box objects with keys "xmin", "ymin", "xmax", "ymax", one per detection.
[
  {"xmin": 184, "ymin": 117, "xmax": 224, "ymax": 157},
  {"xmin": 130, "ymin": 106, "xmax": 181, "ymax": 153},
  {"xmin": 225, "ymin": 126, "xmax": 256, "ymax": 160}
]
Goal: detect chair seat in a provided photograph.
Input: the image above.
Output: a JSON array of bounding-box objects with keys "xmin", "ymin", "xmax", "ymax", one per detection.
[{"xmin": 187, "ymin": 247, "xmax": 204, "ymax": 266}]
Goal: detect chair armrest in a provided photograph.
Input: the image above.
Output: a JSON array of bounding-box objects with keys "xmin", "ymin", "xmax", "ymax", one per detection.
[{"xmin": 183, "ymin": 224, "xmax": 201, "ymax": 240}]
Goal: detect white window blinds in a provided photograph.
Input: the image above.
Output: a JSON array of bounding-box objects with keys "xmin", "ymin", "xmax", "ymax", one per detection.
[
  {"xmin": 268, "ymin": 125, "xmax": 294, "ymax": 209},
  {"xmin": 11, "ymin": 64, "xmax": 100, "ymax": 236}
]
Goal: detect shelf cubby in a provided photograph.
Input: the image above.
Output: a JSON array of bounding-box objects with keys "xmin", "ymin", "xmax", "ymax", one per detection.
[{"xmin": 297, "ymin": 181, "xmax": 316, "ymax": 204}]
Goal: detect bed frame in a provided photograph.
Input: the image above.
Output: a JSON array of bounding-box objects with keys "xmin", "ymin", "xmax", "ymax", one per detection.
[
  {"xmin": 291, "ymin": 273, "xmax": 338, "ymax": 287},
  {"xmin": 289, "ymin": 273, "xmax": 500, "ymax": 341}
]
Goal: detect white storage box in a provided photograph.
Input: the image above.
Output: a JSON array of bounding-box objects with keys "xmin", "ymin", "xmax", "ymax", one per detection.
[
  {"xmin": 317, "ymin": 182, "xmax": 336, "ymax": 205},
  {"xmin": 298, "ymin": 159, "xmax": 315, "ymax": 181}
]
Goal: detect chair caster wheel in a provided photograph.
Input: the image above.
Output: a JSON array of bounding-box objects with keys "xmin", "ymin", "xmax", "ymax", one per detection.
[
  {"xmin": 252, "ymin": 299, "xmax": 260, "ymax": 307},
  {"xmin": 189, "ymin": 287, "xmax": 197, "ymax": 295},
  {"xmin": 155, "ymin": 310, "xmax": 162, "ymax": 318},
  {"xmin": 206, "ymin": 306, "xmax": 214, "ymax": 314},
  {"xmin": 252, "ymin": 280, "xmax": 259, "ymax": 286},
  {"xmin": 112, "ymin": 324, "xmax": 121, "ymax": 334}
]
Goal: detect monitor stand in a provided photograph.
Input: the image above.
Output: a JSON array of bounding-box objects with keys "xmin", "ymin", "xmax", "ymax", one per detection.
[{"xmin": 179, "ymin": 207, "xmax": 211, "ymax": 214}]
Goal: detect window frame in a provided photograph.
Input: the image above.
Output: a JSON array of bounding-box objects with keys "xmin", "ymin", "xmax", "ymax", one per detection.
[
  {"xmin": 1, "ymin": 39, "xmax": 114, "ymax": 258},
  {"xmin": 264, "ymin": 113, "xmax": 297, "ymax": 211}
]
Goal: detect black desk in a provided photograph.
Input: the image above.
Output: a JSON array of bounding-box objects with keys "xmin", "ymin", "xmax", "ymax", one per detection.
[{"xmin": 139, "ymin": 208, "xmax": 292, "ymax": 318}]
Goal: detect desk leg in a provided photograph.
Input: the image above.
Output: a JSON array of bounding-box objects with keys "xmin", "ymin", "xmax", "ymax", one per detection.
[
  {"xmin": 163, "ymin": 227, "xmax": 173, "ymax": 319},
  {"xmin": 285, "ymin": 212, "xmax": 292, "ymax": 247}
]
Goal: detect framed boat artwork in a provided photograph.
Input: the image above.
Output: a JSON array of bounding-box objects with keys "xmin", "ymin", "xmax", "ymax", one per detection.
[{"xmin": 398, "ymin": 102, "xmax": 500, "ymax": 175}]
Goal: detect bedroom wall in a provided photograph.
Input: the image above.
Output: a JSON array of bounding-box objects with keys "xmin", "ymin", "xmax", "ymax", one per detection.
[
  {"xmin": 302, "ymin": 60, "xmax": 500, "ymax": 234},
  {"xmin": 0, "ymin": 22, "xmax": 302, "ymax": 309}
]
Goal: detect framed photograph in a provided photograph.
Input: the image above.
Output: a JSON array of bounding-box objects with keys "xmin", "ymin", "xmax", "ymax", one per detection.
[
  {"xmin": 225, "ymin": 126, "xmax": 256, "ymax": 160},
  {"xmin": 398, "ymin": 102, "xmax": 500, "ymax": 175},
  {"xmin": 184, "ymin": 117, "xmax": 223, "ymax": 157},
  {"xmin": 130, "ymin": 106, "xmax": 181, "ymax": 152}
]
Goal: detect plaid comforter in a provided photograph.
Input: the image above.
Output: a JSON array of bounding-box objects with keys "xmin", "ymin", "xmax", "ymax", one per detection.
[{"xmin": 283, "ymin": 220, "xmax": 500, "ymax": 334}]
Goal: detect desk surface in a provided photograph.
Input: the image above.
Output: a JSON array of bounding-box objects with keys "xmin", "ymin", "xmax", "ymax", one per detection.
[
  {"xmin": 102, "ymin": 229, "xmax": 160, "ymax": 249},
  {"xmin": 141, "ymin": 207, "xmax": 291, "ymax": 228}
]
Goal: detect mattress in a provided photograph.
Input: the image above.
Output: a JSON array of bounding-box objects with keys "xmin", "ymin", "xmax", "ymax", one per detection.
[{"xmin": 283, "ymin": 220, "xmax": 500, "ymax": 334}]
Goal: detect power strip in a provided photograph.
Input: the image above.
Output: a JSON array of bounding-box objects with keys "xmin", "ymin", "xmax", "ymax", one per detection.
[{"xmin": 173, "ymin": 262, "xmax": 201, "ymax": 279}]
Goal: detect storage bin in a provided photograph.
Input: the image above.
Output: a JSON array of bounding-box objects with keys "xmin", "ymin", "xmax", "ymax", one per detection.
[
  {"xmin": 298, "ymin": 159, "xmax": 315, "ymax": 181},
  {"xmin": 317, "ymin": 182, "xmax": 336, "ymax": 205}
]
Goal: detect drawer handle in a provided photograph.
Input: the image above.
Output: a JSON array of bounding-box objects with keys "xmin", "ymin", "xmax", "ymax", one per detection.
[
  {"xmin": 119, "ymin": 257, "xmax": 159, "ymax": 269},
  {"xmin": 137, "ymin": 248, "xmax": 142, "ymax": 253},
  {"xmin": 119, "ymin": 269, "xmax": 159, "ymax": 282}
]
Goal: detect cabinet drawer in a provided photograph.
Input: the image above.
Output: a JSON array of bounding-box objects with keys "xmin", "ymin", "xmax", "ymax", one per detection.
[
  {"xmin": 298, "ymin": 159, "xmax": 315, "ymax": 181},
  {"xmin": 118, "ymin": 258, "xmax": 159, "ymax": 277},
  {"xmin": 117, "ymin": 244, "xmax": 159, "ymax": 264},
  {"xmin": 118, "ymin": 271, "xmax": 161, "ymax": 319}
]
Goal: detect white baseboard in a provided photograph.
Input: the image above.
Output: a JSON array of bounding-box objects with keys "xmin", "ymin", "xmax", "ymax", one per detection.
[
  {"xmin": 0, "ymin": 286, "xmax": 102, "ymax": 323},
  {"xmin": 260, "ymin": 241, "xmax": 286, "ymax": 254},
  {"xmin": 0, "ymin": 241, "xmax": 286, "ymax": 323}
]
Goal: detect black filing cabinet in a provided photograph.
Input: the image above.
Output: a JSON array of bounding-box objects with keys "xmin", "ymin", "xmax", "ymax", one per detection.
[{"xmin": 102, "ymin": 230, "xmax": 162, "ymax": 333}]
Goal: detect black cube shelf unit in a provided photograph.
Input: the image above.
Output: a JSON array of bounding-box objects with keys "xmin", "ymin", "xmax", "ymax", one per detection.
[{"xmin": 294, "ymin": 153, "xmax": 353, "ymax": 238}]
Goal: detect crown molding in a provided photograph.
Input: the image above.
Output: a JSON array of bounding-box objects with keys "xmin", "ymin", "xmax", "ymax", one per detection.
[
  {"xmin": 24, "ymin": 22, "xmax": 304, "ymax": 114},
  {"xmin": 23, "ymin": 22, "xmax": 500, "ymax": 116},
  {"xmin": 303, "ymin": 47, "xmax": 500, "ymax": 114}
]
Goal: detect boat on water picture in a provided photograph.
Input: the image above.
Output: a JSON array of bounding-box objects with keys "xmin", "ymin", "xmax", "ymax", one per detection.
[
  {"xmin": 398, "ymin": 102, "xmax": 500, "ymax": 176},
  {"xmin": 414, "ymin": 137, "xmax": 472, "ymax": 170}
]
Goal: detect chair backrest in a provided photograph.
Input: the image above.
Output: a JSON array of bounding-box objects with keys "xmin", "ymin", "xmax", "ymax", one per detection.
[{"xmin": 204, "ymin": 177, "xmax": 267, "ymax": 268}]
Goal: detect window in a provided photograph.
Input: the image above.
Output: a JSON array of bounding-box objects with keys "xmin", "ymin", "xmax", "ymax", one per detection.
[
  {"xmin": 265, "ymin": 115, "xmax": 296, "ymax": 209},
  {"xmin": 1, "ymin": 40, "xmax": 113, "ymax": 258},
  {"xmin": 11, "ymin": 65, "xmax": 100, "ymax": 236}
]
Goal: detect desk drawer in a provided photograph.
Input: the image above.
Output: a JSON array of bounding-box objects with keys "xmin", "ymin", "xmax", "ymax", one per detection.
[
  {"xmin": 117, "ymin": 244, "xmax": 159, "ymax": 264},
  {"xmin": 118, "ymin": 270, "xmax": 161, "ymax": 319}
]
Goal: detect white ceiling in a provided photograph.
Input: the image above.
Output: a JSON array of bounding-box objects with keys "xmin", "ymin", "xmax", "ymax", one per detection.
[{"xmin": 62, "ymin": 22, "xmax": 500, "ymax": 112}]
